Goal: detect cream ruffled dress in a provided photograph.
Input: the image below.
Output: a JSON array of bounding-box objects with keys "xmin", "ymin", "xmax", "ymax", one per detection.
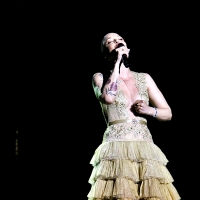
[{"xmin": 87, "ymin": 72, "xmax": 181, "ymax": 200}]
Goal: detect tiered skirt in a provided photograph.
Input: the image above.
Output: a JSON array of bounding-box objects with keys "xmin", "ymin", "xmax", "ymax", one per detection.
[{"xmin": 87, "ymin": 141, "xmax": 181, "ymax": 200}]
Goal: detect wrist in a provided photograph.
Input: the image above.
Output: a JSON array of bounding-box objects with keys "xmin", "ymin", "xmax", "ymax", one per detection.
[
  {"xmin": 112, "ymin": 67, "xmax": 120, "ymax": 77},
  {"xmin": 152, "ymin": 107, "xmax": 157, "ymax": 117}
]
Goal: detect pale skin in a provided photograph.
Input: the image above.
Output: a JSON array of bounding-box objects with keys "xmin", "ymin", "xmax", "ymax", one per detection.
[{"xmin": 93, "ymin": 33, "xmax": 172, "ymax": 121}]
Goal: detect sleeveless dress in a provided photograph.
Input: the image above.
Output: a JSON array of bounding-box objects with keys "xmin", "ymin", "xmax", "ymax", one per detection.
[{"xmin": 87, "ymin": 72, "xmax": 181, "ymax": 200}]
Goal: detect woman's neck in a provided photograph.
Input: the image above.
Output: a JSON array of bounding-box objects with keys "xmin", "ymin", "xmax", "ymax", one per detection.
[{"xmin": 119, "ymin": 65, "xmax": 131, "ymax": 79}]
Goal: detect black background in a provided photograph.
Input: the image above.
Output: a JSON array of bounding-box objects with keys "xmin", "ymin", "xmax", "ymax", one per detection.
[{"xmin": 1, "ymin": 1, "xmax": 198, "ymax": 198}]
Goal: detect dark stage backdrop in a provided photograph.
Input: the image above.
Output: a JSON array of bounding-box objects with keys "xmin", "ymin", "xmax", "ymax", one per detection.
[{"xmin": 1, "ymin": 1, "xmax": 197, "ymax": 198}]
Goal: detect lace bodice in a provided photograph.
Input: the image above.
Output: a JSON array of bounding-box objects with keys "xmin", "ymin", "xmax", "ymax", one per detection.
[
  {"xmin": 97, "ymin": 71, "xmax": 153, "ymax": 142},
  {"xmin": 101, "ymin": 71, "xmax": 149, "ymax": 124}
]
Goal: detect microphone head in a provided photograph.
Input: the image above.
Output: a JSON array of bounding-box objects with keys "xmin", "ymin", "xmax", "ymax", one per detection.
[
  {"xmin": 117, "ymin": 43, "xmax": 129, "ymax": 68},
  {"xmin": 117, "ymin": 43, "xmax": 125, "ymax": 48}
]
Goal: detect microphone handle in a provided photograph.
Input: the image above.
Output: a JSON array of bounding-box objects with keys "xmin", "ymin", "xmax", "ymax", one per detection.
[{"xmin": 122, "ymin": 54, "xmax": 129, "ymax": 68}]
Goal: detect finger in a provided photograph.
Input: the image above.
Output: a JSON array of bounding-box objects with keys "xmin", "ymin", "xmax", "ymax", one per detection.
[{"xmin": 134, "ymin": 103, "xmax": 138, "ymax": 107}]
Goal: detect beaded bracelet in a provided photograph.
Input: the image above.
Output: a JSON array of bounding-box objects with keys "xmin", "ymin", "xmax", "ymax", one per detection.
[{"xmin": 153, "ymin": 107, "xmax": 157, "ymax": 117}]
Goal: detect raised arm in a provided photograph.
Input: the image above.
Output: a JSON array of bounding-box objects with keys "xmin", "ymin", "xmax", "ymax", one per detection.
[{"xmin": 92, "ymin": 60, "xmax": 121, "ymax": 104}]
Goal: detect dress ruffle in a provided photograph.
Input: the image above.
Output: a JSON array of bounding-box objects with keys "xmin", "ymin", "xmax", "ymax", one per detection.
[{"xmin": 87, "ymin": 141, "xmax": 181, "ymax": 200}]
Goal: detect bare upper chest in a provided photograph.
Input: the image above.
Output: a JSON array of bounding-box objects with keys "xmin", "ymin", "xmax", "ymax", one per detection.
[{"xmin": 119, "ymin": 76, "xmax": 141, "ymax": 105}]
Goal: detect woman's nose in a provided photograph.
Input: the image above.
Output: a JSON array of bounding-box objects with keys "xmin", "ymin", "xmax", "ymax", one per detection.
[{"xmin": 114, "ymin": 39, "xmax": 119, "ymax": 43}]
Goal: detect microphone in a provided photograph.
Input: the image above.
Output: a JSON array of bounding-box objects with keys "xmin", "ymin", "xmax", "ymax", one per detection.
[{"xmin": 116, "ymin": 43, "xmax": 129, "ymax": 68}]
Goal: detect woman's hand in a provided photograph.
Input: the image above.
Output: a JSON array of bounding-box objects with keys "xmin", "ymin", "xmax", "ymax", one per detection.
[
  {"xmin": 132, "ymin": 100, "xmax": 150, "ymax": 115},
  {"xmin": 115, "ymin": 45, "xmax": 130, "ymax": 63}
]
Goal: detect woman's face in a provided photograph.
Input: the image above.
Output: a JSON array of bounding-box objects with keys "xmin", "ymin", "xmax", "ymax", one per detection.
[{"xmin": 103, "ymin": 33, "xmax": 127, "ymax": 53}]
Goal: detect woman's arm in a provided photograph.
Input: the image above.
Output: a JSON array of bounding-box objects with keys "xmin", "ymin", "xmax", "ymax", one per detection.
[
  {"xmin": 92, "ymin": 61, "xmax": 121, "ymax": 104},
  {"xmin": 92, "ymin": 72, "xmax": 103, "ymax": 101},
  {"xmin": 146, "ymin": 73, "xmax": 172, "ymax": 121},
  {"xmin": 133, "ymin": 73, "xmax": 172, "ymax": 121}
]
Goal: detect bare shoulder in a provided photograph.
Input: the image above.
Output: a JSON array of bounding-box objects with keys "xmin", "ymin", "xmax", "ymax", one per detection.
[
  {"xmin": 143, "ymin": 73, "xmax": 155, "ymax": 84},
  {"xmin": 92, "ymin": 72, "xmax": 104, "ymax": 88},
  {"xmin": 143, "ymin": 73, "xmax": 160, "ymax": 90},
  {"xmin": 93, "ymin": 72, "xmax": 103, "ymax": 79},
  {"xmin": 144, "ymin": 72, "xmax": 153, "ymax": 80}
]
